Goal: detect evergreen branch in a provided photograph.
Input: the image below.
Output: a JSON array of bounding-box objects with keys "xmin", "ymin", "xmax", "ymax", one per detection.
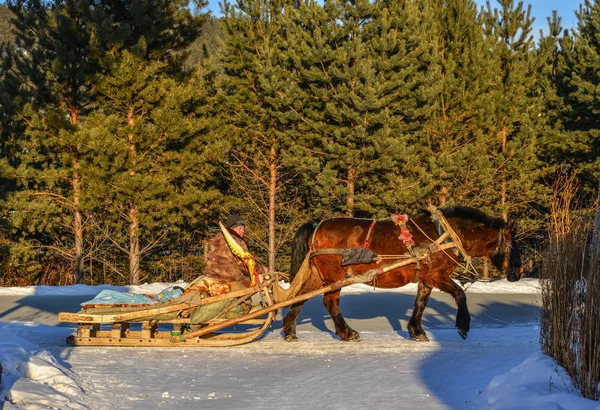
[
  {"xmin": 29, "ymin": 192, "xmax": 76, "ymax": 209},
  {"xmin": 286, "ymin": 103, "xmax": 310, "ymax": 125}
]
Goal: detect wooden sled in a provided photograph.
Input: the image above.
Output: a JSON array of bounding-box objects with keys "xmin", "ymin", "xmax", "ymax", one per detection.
[
  {"xmin": 59, "ymin": 278, "xmax": 279, "ymax": 347},
  {"xmin": 59, "ymin": 253, "xmax": 426, "ymax": 347}
]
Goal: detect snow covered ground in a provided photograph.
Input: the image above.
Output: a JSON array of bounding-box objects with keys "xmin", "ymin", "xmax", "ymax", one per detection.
[{"xmin": 0, "ymin": 279, "xmax": 598, "ymax": 409}]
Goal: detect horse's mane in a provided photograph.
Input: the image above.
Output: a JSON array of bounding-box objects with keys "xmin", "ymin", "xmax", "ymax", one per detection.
[{"xmin": 439, "ymin": 206, "xmax": 505, "ymax": 230}]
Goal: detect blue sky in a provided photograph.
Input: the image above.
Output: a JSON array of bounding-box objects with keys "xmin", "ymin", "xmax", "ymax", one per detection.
[
  {"xmin": 206, "ymin": 0, "xmax": 581, "ymax": 35},
  {"xmin": 473, "ymin": 0, "xmax": 580, "ymax": 35}
]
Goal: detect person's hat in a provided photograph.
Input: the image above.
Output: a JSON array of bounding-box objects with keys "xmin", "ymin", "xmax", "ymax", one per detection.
[{"xmin": 225, "ymin": 214, "xmax": 245, "ymax": 229}]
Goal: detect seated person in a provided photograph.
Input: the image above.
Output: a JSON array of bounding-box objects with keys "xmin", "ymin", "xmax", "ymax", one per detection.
[
  {"xmin": 186, "ymin": 214, "xmax": 263, "ymax": 324},
  {"xmin": 203, "ymin": 214, "xmax": 255, "ymax": 289}
]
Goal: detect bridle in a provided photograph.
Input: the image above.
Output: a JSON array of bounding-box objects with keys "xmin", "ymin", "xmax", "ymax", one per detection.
[{"xmin": 492, "ymin": 230, "xmax": 512, "ymax": 269}]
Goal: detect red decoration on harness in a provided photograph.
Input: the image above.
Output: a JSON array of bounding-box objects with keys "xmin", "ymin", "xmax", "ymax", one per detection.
[
  {"xmin": 390, "ymin": 213, "xmax": 407, "ymax": 224},
  {"xmin": 399, "ymin": 226, "xmax": 415, "ymax": 246},
  {"xmin": 363, "ymin": 241, "xmax": 369, "ymax": 248}
]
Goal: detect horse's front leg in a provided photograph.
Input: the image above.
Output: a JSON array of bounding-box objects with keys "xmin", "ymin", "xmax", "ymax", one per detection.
[
  {"xmin": 407, "ymin": 281, "xmax": 432, "ymax": 341},
  {"xmin": 323, "ymin": 290, "xmax": 361, "ymax": 342},
  {"xmin": 437, "ymin": 276, "xmax": 470, "ymax": 339}
]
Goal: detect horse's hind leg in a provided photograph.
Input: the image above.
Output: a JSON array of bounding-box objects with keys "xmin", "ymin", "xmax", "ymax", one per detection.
[
  {"xmin": 437, "ymin": 277, "xmax": 470, "ymax": 339},
  {"xmin": 282, "ymin": 263, "xmax": 322, "ymax": 342},
  {"xmin": 283, "ymin": 301, "xmax": 305, "ymax": 342},
  {"xmin": 323, "ymin": 290, "xmax": 361, "ymax": 342},
  {"xmin": 407, "ymin": 281, "xmax": 433, "ymax": 341}
]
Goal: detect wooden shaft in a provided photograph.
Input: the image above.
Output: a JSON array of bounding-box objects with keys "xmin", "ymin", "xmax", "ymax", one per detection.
[{"xmin": 178, "ymin": 257, "xmax": 419, "ymax": 342}]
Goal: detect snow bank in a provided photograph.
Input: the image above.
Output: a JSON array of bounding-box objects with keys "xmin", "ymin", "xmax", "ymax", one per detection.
[
  {"xmin": 0, "ymin": 323, "xmax": 87, "ymax": 409},
  {"xmin": 471, "ymin": 353, "xmax": 600, "ymax": 410},
  {"xmin": 342, "ymin": 277, "xmax": 540, "ymax": 295},
  {"xmin": 0, "ymin": 281, "xmax": 185, "ymax": 297},
  {"xmin": 0, "ymin": 278, "xmax": 540, "ymax": 297}
]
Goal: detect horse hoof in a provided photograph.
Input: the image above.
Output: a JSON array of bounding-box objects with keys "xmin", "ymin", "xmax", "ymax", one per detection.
[
  {"xmin": 284, "ymin": 334, "xmax": 299, "ymax": 342},
  {"xmin": 348, "ymin": 333, "xmax": 362, "ymax": 342},
  {"xmin": 341, "ymin": 332, "xmax": 361, "ymax": 342},
  {"xmin": 457, "ymin": 328, "xmax": 468, "ymax": 340},
  {"xmin": 413, "ymin": 334, "xmax": 429, "ymax": 342}
]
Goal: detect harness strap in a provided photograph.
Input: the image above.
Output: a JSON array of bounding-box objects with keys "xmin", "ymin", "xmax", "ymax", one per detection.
[
  {"xmin": 309, "ymin": 220, "xmax": 324, "ymax": 253},
  {"xmin": 363, "ymin": 219, "xmax": 377, "ymax": 248},
  {"xmin": 310, "ymin": 248, "xmax": 345, "ymax": 258},
  {"xmin": 426, "ymin": 205, "xmax": 477, "ymax": 274}
]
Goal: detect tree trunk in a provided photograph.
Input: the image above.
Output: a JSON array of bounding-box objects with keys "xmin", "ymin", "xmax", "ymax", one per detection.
[
  {"xmin": 70, "ymin": 107, "xmax": 84, "ymax": 284},
  {"xmin": 268, "ymin": 144, "xmax": 277, "ymax": 272},
  {"xmin": 591, "ymin": 179, "xmax": 600, "ymax": 253},
  {"xmin": 129, "ymin": 206, "xmax": 140, "ymax": 285},
  {"xmin": 73, "ymin": 202, "xmax": 84, "ymax": 283},
  {"xmin": 346, "ymin": 166, "xmax": 355, "ymax": 217},
  {"xmin": 127, "ymin": 107, "xmax": 140, "ymax": 285},
  {"xmin": 500, "ymin": 127, "xmax": 508, "ymax": 221},
  {"xmin": 439, "ymin": 186, "xmax": 448, "ymax": 207}
]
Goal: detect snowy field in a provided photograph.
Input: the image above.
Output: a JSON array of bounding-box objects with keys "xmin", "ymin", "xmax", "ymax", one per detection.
[{"xmin": 0, "ymin": 279, "xmax": 598, "ymax": 409}]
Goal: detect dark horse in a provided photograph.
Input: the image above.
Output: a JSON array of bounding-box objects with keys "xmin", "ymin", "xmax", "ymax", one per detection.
[{"xmin": 282, "ymin": 206, "xmax": 523, "ymax": 342}]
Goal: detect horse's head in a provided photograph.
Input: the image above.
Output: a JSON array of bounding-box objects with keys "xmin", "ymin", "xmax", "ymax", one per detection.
[{"xmin": 490, "ymin": 220, "xmax": 523, "ymax": 282}]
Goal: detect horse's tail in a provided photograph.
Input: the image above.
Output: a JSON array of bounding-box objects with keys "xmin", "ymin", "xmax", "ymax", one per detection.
[{"xmin": 289, "ymin": 221, "xmax": 317, "ymax": 283}]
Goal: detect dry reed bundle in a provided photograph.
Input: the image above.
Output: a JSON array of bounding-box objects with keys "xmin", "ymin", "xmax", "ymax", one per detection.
[{"xmin": 540, "ymin": 175, "xmax": 600, "ymax": 400}]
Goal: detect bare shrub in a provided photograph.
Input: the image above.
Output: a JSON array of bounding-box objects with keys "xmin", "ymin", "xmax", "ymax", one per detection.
[{"xmin": 540, "ymin": 174, "xmax": 600, "ymax": 400}]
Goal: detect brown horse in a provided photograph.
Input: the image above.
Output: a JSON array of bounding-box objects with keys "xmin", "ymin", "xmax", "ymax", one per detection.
[{"xmin": 282, "ymin": 206, "xmax": 522, "ymax": 342}]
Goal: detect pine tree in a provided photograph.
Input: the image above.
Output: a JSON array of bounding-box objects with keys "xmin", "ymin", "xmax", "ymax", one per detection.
[
  {"xmin": 2, "ymin": 0, "xmax": 208, "ymax": 284},
  {"xmin": 79, "ymin": 0, "xmax": 209, "ymax": 284},
  {"xmin": 3, "ymin": 0, "xmax": 99, "ymax": 283},
  {"xmin": 481, "ymin": 0, "xmax": 548, "ymax": 223},
  {"xmin": 287, "ymin": 0, "xmax": 433, "ymax": 218},
  {"xmin": 537, "ymin": 11, "xmax": 567, "ymax": 173},
  {"xmin": 219, "ymin": 0, "xmax": 306, "ymax": 271},
  {"xmin": 421, "ymin": 0, "xmax": 501, "ymax": 207},
  {"xmin": 556, "ymin": 0, "xmax": 600, "ymax": 193},
  {"xmin": 82, "ymin": 52, "xmax": 224, "ymax": 284}
]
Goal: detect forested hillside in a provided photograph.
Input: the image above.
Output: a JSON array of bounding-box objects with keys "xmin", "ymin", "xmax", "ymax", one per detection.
[{"xmin": 0, "ymin": 0, "xmax": 598, "ymax": 286}]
